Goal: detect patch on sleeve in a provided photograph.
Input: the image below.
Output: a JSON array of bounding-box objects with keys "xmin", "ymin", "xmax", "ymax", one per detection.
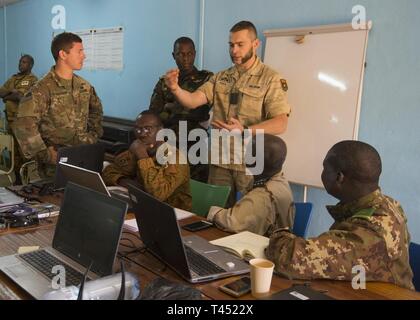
[
  {"xmin": 280, "ymin": 79, "xmax": 288, "ymax": 92},
  {"xmin": 352, "ymin": 208, "xmax": 376, "ymax": 220}
]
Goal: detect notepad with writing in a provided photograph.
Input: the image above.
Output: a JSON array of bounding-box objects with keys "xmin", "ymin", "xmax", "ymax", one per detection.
[{"xmin": 209, "ymin": 231, "xmax": 269, "ymax": 261}]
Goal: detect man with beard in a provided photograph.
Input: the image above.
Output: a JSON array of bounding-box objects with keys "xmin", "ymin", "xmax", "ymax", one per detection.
[
  {"xmin": 102, "ymin": 111, "xmax": 192, "ymax": 211},
  {"xmin": 165, "ymin": 21, "xmax": 291, "ymax": 206}
]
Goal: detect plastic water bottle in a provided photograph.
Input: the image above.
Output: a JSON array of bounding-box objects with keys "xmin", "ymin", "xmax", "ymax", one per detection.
[{"xmin": 42, "ymin": 272, "xmax": 140, "ymax": 300}]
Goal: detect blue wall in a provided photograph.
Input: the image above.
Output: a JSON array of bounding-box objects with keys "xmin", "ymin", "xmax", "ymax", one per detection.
[
  {"xmin": 2, "ymin": 0, "xmax": 420, "ymax": 243},
  {"xmin": 0, "ymin": 7, "xmax": 5, "ymax": 85},
  {"xmin": 3, "ymin": 0, "xmax": 199, "ymax": 119}
]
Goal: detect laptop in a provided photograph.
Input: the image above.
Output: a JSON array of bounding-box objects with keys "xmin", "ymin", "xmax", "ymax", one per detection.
[
  {"xmin": 127, "ymin": 184, "xmax": 250, "ymax": 283},
  {"xmin": 58, "ymin": 162, "xmax": 131, "ymax": 204},
  {"xmin": 0, "ymin": 182, "xmax": 128, "ymax": 299},
  {"xmin": 54, "ymin": 143, "xmax": 105, "ymax": 189}
]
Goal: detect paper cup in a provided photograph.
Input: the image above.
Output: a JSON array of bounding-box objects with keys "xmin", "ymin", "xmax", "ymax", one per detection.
[{"xmin": 249, "ymin": 258, "xmax": 275, "ymax": 298}]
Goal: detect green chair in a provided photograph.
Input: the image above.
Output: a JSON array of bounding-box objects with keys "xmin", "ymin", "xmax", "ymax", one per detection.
[{"xmin": 190, "ymin": 179, "xmax": 231, "ymax": 217}]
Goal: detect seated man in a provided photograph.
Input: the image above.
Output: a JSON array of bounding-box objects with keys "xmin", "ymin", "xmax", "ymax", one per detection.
[
  {"xmin": 207, "ymin": 134, "xmax": 294, "ymax": 237},
  {"xmin": 102, "ymin": 111, "xmax": 192, "ymax": 211},
  {"xmin": 266, "ymin": 140, "xmax": 414, "ymax": 290}
]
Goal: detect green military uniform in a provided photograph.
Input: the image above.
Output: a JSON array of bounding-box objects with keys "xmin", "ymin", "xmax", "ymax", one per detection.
[
  {"xmin": 207, "ymin": 172, "xmax": 295, "ymax": 237},
  {"xmin": 1, "ymin": 73, "xmax": 38, "ymax": 126},
  {"xmin": 197, "ymin": 57, "xmax": 291, "ymax": 206},
  {"xmin": 265, "ymin": 189, "xmax": 414, "ymax": 290},
  {"xmin": 102, "ymin": 146, "xmax": 192, "ymax": 211},
  {"xmin": 150, "ymin": 67, "xmax": 213, "ymax": 182},
  {"xmin": 12, "ymin": 67, "xmax": 103, "ymax": 178},
  {"xmin": 1, "ymin": 73, "xmax": 38, "ymax": 180}
]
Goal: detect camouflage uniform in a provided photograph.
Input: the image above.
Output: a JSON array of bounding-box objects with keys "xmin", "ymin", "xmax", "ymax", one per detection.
[
  {"xmin": 12, "ymin": 67, "xmax": 103, "ymax": 178},
  {"xmin": 207, "ymin": 172, "xmax": 295, "ymax": 237},
  {"xmin": 1, "ymin": 73, "xmax": 38, "ymax": 126},
  {"xmin": 1, "ymin": 73, "xmax": 38, "ymax": 178},
  {"xmin": 265, "ymin": 189, "xmax": 414, "ymax": 290},
  {"xmin": 102, "ymin": 146, "xmax": 192, "ymax": 211},
  {"xmin": 150, "ymin": 67, "xmax": 213, "ymax": 183},
  {"xmin": 197, "ymin": 57, "xmax": 291, "ymax": 206}
]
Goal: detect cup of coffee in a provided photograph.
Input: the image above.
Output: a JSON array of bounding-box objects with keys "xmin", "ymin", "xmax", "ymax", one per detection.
[{"xmin": 249, "ymin": 258, "xmax": 275, "ymax": 298}]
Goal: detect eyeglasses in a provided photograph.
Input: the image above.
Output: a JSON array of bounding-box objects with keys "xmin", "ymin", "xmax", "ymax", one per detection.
[{"xmin": 134, "ymin": 125, "xmax": 160, "ymax": 134}]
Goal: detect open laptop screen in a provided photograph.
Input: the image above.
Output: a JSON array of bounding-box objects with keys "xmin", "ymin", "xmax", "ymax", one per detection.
[
  {"xmin": 55, "ymin": 143, "xmax": 105, "ymax": 189},
  {"xmin": 128, "ymin": 184, "xmax": 191, "ymax": 280},
  {"xmin": 53, "ymin": 182, "xmax": 127, "ymax": 276}
]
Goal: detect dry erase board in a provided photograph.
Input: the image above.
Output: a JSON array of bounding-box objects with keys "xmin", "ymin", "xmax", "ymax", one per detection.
[{"xmin": 263, "ymin": 22, "xmax": 372, "ymax": 188}]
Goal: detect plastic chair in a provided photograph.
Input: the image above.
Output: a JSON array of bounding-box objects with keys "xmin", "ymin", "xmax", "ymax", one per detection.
[
  {"xmin": 19, "ymin": 160, "xmax": 42, "ymax": 185},
  {"xmin": 190, "ymin": 179, "xmax": 231, "ymax": 217},
  {"xmin": 0, "ymin": 133, "xmax": 15, "ymax": 184},
  {"xmin": 409, "ymin": 242, "xmax": 420, "ymax": 291},
  {"xmin": 292, "ymin": 202, "xmax": 313, "ymax": 238}
]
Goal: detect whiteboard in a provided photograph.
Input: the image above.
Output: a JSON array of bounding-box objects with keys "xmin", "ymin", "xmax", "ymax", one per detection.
[{"xmin": 263, "ymin": 22, "xmax": 372, "ymax": 188}]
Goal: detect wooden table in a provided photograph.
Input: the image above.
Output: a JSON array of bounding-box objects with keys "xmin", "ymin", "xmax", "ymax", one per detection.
[{"xmin": 1, "ymin": 200, "xmax": 419, "ymax": 300}]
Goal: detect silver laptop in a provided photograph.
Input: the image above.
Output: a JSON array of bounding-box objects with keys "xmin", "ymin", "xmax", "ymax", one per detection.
[
  {"xmin": 127, "ymin": 184, "xmax": 250, "ymax": 283},
  {"xmin": 58, "ymin": 162, "xmax": 131, "ymax": 204},
  {"xmin": 0, "ymin": 182, "xmax": 128, "ymax": 299},
  {"xmin": 0, "ymin": 187, "xmax": 24, "ymax": 207}
]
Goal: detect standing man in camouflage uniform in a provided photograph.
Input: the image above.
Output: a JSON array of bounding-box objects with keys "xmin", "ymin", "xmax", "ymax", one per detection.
[
  {"xmin": 207, "ymin": 134, "xmax": 294, "ymax": 237},
  {"xmin": 0, "ymin": 55, "xmax": 38, "ymax": 183},
  {"xmin": 266, "ymin": 141, "xmax": 414, "ymax": 290},
  {"xmin": 165, "ymin": 21, "xmax": 291, "ymax": 206},
  {"xmin": 0, "ymin": 55, "xmax": 38, "ymax": 128},
  {"xmin": 12, "ymin": 33, "xmax": 103, "ymax": 178},
  {"xmin": 150, "ymin": 37, "xmax": 213, "ymax": 182},
  {"xmin": 102, "ymin": 111, "xmax": 192, "ymax": 211}
]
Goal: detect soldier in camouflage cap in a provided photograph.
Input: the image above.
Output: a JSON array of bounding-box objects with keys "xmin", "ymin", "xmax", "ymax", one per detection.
[
  {"xmin": 150, "ymin": 37, "xmax": 213, "ymax": 182},
  {"xmin": 0, "ymin": 54, "xmax": 38, "ymax": 183},
  {"xmin": 207, "ymin": 134, "xmax": 294, "ymax": 236},
  {"xmin": 12, "ymin": 33, "xmax": 103, "ymax": 178},
  {"xmin": 265, "ymin": 141, "xmax": 414, "ymax": 290},
  {"xmin": 102, "ymin": 111, "xmax": 192, "ymax": 211}
]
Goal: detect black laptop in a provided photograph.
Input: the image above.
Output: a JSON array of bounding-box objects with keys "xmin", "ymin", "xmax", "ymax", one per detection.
[
  {"xmin": 127, "ymin": 184, "xmax": 249, "ymax": 283},
  {"xmin": 54, "ymin": 143, "xmax": 105, "ymax": 189},
  {"xmin": 0, "ymin": 182, "xmax": 128, "ymax": 299}
]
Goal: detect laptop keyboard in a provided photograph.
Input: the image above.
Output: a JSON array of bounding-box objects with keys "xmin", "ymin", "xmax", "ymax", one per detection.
[
  {"xmin": 184, "ymin": 246, "xmax": 226, "ymax": 276},
  {"xmin": 18, "ymin": 250, "xmax": 84, "ymax": 287}
]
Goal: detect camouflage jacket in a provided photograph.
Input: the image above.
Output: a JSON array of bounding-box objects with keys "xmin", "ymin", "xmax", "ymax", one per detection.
[
  {"xmin": 207, "ymin": 172, "xmax": 295, "ymax": 237},
  {"xmin": 12, "ymin": 67, "xmax": 103, "ymax": 163},
  {"xmin": 265, "ymin": 189, "xmax": 414, "ymax": 290},
  {"xmin": 1, "ymin": 73, "xmax": 38, "ymax": 124},
  {"xmin": 102, "ymin": 147, "xmax": 192, "ymax": 211},
  {"xmin": 149, "ymin": 67, "xmax": 212, "ymax": 129}
]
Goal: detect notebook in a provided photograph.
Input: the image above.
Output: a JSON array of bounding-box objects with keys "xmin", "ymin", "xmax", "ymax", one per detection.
[
  {"xmin": 0, "ymin": 182, "xmax": 128, "ymax": 299},
  {"xmin": 209, "ymin": 231, "xmax": 269, "ymax": 261},
  {"xmin": 127, "ymin": 184, "xmax": 250, "ymax": 283}
]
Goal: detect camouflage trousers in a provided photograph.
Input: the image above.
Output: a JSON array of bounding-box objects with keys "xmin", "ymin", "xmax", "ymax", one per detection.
[{"xmin": 208, "ymin": 165, "xmax": 253, "ymax": 207}]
